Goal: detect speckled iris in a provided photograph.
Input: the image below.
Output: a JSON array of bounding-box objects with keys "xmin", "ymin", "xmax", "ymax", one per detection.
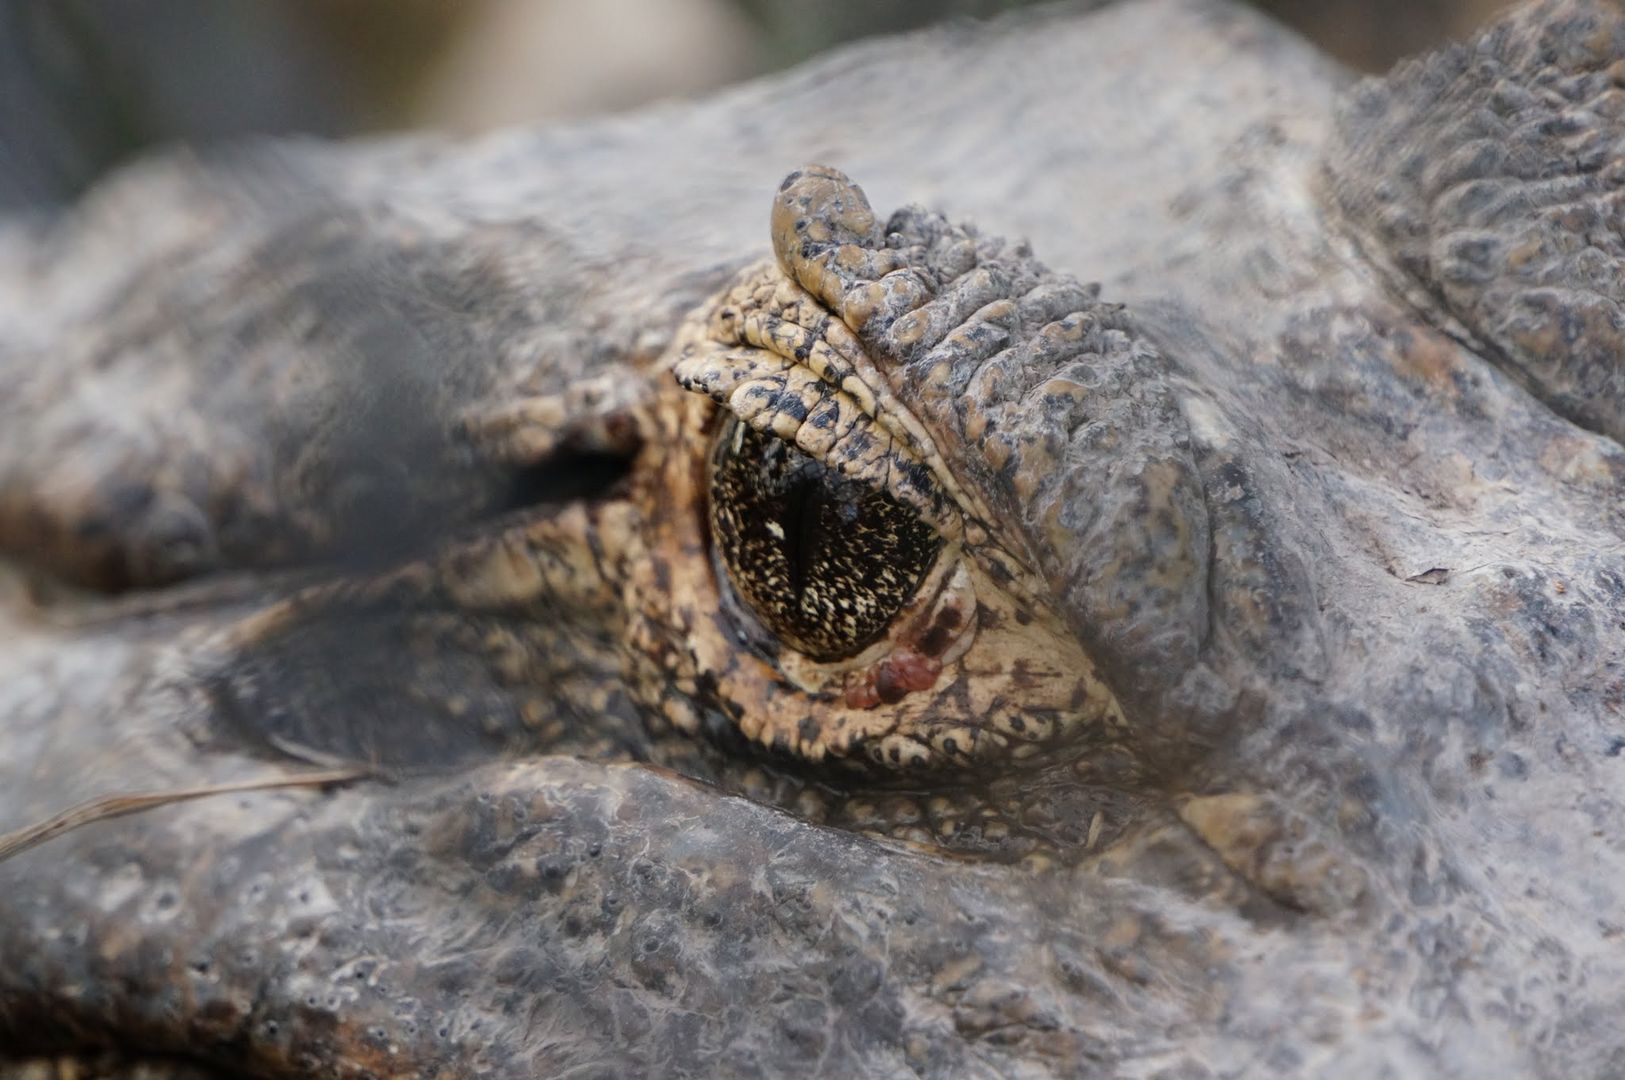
[{"xmin": 709, "ymin": 415, "xmax": 941, "ymax": 661}]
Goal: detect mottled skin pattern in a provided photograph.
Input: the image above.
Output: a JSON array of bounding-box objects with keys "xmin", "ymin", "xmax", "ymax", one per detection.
[{"xmin": 3, "ymin": 0, "xmax": 1625, "ymax": 1076}]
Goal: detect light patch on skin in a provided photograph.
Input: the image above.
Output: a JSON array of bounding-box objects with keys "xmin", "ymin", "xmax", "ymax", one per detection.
[
  {"xmin": 1180, "ymin": 391, "xmax": 1235, "ymax": 450},
  {"xmin": 1178, "ymin": 793, "xmax": 1369, "ymax": 916}
]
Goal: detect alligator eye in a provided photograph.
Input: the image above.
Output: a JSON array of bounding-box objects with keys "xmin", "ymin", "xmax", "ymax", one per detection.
[
  {"xmin": 659, "ymin": 168, "xmax": 1133, "ymax": 777},
  {"xmin": 709, "ymin": 414, "xmax": 943, "ymax": 662}
]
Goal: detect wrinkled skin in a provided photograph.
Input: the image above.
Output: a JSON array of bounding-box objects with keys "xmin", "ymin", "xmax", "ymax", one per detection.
[{"xmin": 4, "ymin": 0, "xmax": 1625, "ymax": 1076}]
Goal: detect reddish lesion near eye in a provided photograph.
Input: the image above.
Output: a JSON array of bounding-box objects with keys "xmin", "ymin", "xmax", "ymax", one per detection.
[
  {"xmin": 841, "ymin": 587, "xmax": 969, "ymax": 709},
  {"xmin": 844, "ymin": 649, "xmax": 941, "ymax": 709}
]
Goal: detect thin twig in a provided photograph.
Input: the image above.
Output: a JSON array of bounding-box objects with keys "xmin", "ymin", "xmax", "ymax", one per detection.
[{"xmin": 0, "ymin": 767, "xmax": 371, "ymax": 863}]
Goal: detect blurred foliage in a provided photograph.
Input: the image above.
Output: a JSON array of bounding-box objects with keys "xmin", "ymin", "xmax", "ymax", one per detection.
[
  {"xmin": 732, "ymin": 0, "xmax": 1509, "ymax": 69},
  {"xmin": 0, "ymin": 0, "xmax": 1509, "ymax": 210},
  {"xmin": 733, "ymin": 0, "xmax": 1063, "ymax": 63}
]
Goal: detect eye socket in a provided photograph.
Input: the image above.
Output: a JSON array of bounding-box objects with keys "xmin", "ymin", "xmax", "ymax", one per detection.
[{"xmin": 709, "ymin": 415, "xmax": 943, "ymax": 662}]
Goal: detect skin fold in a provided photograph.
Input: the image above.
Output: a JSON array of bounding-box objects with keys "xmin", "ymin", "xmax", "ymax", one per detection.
[{"xmin": 2, "ymin": 0, "xmax": 1625, "ymax": 1075}]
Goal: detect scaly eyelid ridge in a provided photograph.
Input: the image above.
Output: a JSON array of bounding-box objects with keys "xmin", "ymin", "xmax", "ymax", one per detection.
[{"xmin": 673, "ymin": 261, "xmax": 967, "ymax": 544}]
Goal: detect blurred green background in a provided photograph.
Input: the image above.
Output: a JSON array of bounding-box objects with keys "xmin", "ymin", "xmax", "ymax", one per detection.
[{"xmin": 0, "ymin": 0, "xmax": 1511, "ymax": 210}]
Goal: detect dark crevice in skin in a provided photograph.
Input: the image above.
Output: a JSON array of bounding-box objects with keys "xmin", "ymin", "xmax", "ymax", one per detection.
[
  {"xmin": 251, "ymin": 447, "xmax": 640, "ymax": 582},
  {"xmin": 494, "ymin": 450, "xmax": 634, "ymax": 518},
  {"xmin": 444, "ymin": 447, "xmax": 642, "ymax": 558},
  {"xmin": 720, "ymin": 757, "xmax": 1143, "ymax": 865},
  {"xmin": 10, "ymin": 448, "xmax": 639, "ymax": 607}
]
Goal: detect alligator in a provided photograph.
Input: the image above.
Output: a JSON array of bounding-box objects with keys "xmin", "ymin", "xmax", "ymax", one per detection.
[{"xmin": 3, "ymin": 0, "xmax": 1625, "ymax": 1075}]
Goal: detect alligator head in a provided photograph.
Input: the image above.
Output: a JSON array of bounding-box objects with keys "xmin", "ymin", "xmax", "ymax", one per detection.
[{"xmin": 3, "ymin": 0, "xmax": 1625, "ymax": 1075}]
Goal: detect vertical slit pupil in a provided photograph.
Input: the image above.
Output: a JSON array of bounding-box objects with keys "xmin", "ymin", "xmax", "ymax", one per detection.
[{"xmin": 782, "ymin": 463, "xmax": 815, "ymax": 599}]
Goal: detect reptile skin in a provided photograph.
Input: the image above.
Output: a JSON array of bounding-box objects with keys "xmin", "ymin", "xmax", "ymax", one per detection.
[{"xmin": 4, "ymin": 0, "xmax": 1625, "ymax": 1075}]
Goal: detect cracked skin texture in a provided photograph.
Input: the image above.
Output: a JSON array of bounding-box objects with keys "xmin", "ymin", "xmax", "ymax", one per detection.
[{"xmin": 4, "ymin": 0, "xmax": 1625, "ymax": 1075}]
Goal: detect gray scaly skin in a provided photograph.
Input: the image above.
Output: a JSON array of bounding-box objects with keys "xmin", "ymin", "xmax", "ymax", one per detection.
[{"xmin": 4, "ymin": 0, "xmax": 1625, "ymax": 1075}]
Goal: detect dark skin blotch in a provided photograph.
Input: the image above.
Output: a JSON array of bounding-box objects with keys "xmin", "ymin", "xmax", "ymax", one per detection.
[{"xmin": 916, "ymin": 606, "xmax": 963, "ymax": 658}]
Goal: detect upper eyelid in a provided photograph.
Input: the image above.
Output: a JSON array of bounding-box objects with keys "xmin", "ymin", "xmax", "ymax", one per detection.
[
  {"xmin": 686, "ymin": 270, "xmax": 945, "ymax": 463},
  {"xmin": 674, "ymin": 267, "xmax": 964, "ymax": 541}
]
